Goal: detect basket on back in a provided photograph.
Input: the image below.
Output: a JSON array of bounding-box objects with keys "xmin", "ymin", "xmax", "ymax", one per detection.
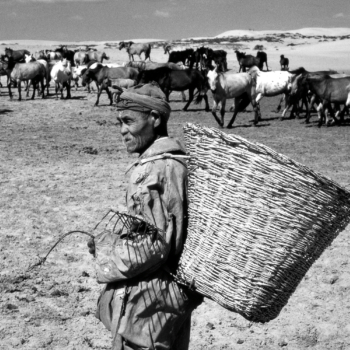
[{"xmin": 176, "ymin": 123, "xmax": 350, "ymax": 322}]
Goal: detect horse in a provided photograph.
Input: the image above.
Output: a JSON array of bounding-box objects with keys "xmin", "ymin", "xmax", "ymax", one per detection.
[
  {"xmin": 163, "ymin": 43, "xmax": 172, "ymax": 55},
  {"xmin": 283, "ymin": 67, "xmax": 339, "ymax": 120},
  {"xmin": 107, "ymin": 78, "xmax": 137, "ymax": 102},
  {"xmin": 280, "ymin": 55, "xmax": 289, "ymax": 70},
  {"xmin": 256, "ymin": 51, "xmax": 268, "ymax": 71},
  {"xmin": 125, "ymin": 61, "xmax": 146, "ymax": 70},
  {"xmin": 50, "ymin": 58, "xmax": 73, "ymax": 99},
  {"xmin": 247, "ymin": 66, "xmax": 294, "ymax": 119},
  {"xmin": 46, "ymin": 51, "xmax": 63, "ymax": 61},
  {"xmin": 24, "ymin": 54, "xmax": 50, "ymax": 96},
  {"xmin": 0, "ymin": 57, "xmax": 15, "ymax": 98},
  {"xmin": 137, "ymin": 67, "xmax": 210, "ymax": 112},
  {"xmin": 81, "ymin": 63, "xmax": 139, "ymax": 106},
  {"xmin": 290, "ymin": 73, "xmax": 350, "ymax": 126},
  {"xmin": 235, "ymin": 50, "xmax": 260, "ymax": 72},
  {"xmin": 87, "ymin": 51, "xmax": 109, "ymax": 63},
  {"xmin": 119, "ymin": 41, "xmax": 151, "ymax": 61},
  {"xmin": 206, "ymin": 66, "xmax": 261, "ymax": 128},
  {"xmin": 54, "ymin": 46, "xmax": 75, "ymax": 66},
  {"xmin": 34, "ymin": 50, "xmax": 47, "ymax": 60},
  {"xmin": 4, "ymin": 47, "xmax": 30, "ymax": 63},
  {"xmin": 126, "ymin": 61, "xmax": 185, "ymax": 71},
  {"xmin": 168, "ymin": 49, "xmax": 194, "ymax": 67},
  {"xmin": 74, "ymin": 51, "xmax": 89, "ymax": 66},
  {"xmin": 11, "ymin": 61, "xmax": 46, "ymax": 100},
  {"xmin": 201, "ymin": 48, "xmax": 227, "ymax": 72},
  {"xmin": 346, "ymin": 84, "xmax": 350, "ymax": 107}
]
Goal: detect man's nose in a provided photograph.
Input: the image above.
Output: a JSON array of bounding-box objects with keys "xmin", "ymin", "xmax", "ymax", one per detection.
[{"xmin": 120, "ymin": 123, "xmax": 128, "ymax": 135}]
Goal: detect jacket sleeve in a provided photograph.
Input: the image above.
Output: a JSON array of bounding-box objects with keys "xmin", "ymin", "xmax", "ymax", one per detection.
[{"xmin": 96, "ymin": 158, "xmax": 186, "ymax": 282}]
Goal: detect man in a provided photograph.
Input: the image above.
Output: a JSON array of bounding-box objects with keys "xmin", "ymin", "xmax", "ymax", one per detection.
[{"xmin": 88, "ymin": 83, "xmax": 202, "ymax": 350}]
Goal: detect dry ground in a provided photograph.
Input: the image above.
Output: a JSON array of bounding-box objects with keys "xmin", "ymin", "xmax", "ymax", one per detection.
[{"xmin": 1, "ymin": 43, "xmax": 350, "ymax": 350}]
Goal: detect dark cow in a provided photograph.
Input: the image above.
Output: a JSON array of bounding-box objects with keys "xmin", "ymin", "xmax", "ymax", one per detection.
[
  {"xmin": 256, "ymin": 51, "xmax": 268, "ymax": 71},
  {"xmin": 280, "ymin": 55, "xmax": 289, "ymax": 71}
]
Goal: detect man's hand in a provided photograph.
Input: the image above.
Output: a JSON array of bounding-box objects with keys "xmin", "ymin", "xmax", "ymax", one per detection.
[{"xmin": 87, "ymin": 238, "xmax": 96, "ymax": 256}]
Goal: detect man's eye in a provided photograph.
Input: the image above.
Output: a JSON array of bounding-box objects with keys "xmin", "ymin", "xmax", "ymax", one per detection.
[{"xmin": 122, "ymin": 119, "xmax": 131, "ymax": 125}]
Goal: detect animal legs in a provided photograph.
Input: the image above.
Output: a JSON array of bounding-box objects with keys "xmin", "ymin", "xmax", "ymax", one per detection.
[
  {"xmin": 106, "ymin": 86, "xmax": 113, "ymax": 105},
  {"xmin": 17, "ymin": 80, "xmax": 22, "ymax": 101},
  {"xmin": 227, "ymin": 94, "xmax": 254, "ymax": 128},
  {"xmin": 306, "ymin": 94, "xmax": 317, "ymax": 123},
  {"xmin": 182, "ymin": 88, "xmax": 194, "ymax": 111},
  {"xmin": 94, "ymin": 84, "xmax": 102, "ymax": 106},
  {"xmin": 66, "ymin": 81, "xmax": 71, "ymax": 99},
  {"xmin": 276, "ymin": 94, "xmax": 285, "ymax": 112},
  {"xmin": 211, "ymin": 98, "xmax": 223, "ymax": 127},
  {"xmin": 316, "ymin": 103, "xmax": 325, "ymax": 127},
  {"xmin": 55, "ymin": 83, "xmax": 59, "ymax": 99}
]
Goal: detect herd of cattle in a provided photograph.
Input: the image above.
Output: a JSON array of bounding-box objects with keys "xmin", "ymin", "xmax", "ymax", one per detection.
[{"xmin": 0, "ymin": 42, "xmax": 349, "ymax": 128}]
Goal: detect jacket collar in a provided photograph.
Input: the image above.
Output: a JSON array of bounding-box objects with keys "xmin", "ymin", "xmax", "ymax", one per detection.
[
  {"xmin": 125, "ymin": 137, "xmax": 187, "ymax": 174},
  {"xmin": 140, "ymin": 137, "xmax": 186, "ymax": 159}
]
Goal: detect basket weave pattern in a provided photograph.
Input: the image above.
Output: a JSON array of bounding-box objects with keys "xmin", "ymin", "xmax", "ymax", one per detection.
[{"xmin": 176, "ymin": 123, "xmax": 350, "ymax": 322}]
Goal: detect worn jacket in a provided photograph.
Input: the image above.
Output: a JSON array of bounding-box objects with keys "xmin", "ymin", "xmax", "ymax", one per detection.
[{"xmin": 96, "ymin": 137, "xmax": 202, "ymax": 350}]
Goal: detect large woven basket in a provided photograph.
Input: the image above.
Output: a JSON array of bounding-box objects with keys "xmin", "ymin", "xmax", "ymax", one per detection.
[{"xmin": 175, "ymin": 123, "xmax": 350, "ymax": 322}]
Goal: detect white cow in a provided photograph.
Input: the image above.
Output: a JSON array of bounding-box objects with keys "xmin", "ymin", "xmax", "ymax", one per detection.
[{"xmin": 50, "ymin": 59, "xmax": 72, "ymax": 99}]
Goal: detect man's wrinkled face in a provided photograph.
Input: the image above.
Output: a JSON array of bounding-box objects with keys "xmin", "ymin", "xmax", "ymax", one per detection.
[{"xmin": 117, "ymin": 109, "xmax": 156, "ymax": 154}]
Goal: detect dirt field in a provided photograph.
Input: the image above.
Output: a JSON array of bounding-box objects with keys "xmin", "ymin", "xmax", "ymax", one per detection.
[{"xmin": 1, "ymin": 41, "xmax": 350, "ymax": 350}]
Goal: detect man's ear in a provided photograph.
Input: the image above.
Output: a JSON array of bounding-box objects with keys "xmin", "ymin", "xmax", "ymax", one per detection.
[{"xmin": 150, "ymin": 110, "xmax": 162, "ymax": 128}]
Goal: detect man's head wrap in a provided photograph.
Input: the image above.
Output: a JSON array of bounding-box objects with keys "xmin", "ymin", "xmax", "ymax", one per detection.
[{"xmin": 116, "ymin": 83, "xmax": 171, "ymax": 122}]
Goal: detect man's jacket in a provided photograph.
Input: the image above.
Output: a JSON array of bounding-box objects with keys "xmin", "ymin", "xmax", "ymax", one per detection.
[{"xmin": 95, "ymin": 137, "xmax": 202, "ymax": 350}]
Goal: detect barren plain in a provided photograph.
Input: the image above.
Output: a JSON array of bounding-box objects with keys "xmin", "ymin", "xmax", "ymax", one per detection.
[{"xmin": 1, "ymin": 28, "xmax": 350, "ymax": 349}]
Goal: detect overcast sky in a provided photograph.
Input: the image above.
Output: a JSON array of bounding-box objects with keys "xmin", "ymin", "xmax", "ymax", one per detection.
[{"xmin": 0, "ymin": 0, "xmax": 349, "ymax": 42}]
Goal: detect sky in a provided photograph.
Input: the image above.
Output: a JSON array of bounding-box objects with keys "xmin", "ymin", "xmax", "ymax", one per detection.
[{"xmin": 0, "ymin": 0, "xmax": 350, "ymax": 42}]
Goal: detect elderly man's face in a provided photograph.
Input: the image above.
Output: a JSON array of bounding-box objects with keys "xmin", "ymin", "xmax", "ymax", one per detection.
[{"xmin": 117, "ymin": 110, "xmax": 157, "ymax": 154}]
